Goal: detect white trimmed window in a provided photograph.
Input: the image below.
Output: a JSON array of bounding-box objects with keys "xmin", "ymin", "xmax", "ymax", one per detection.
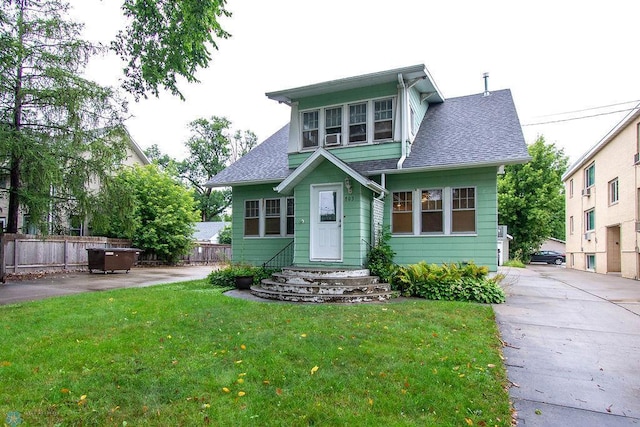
[
  {"xmin": 302, "ymin": 111, "xmax": 319, "ymax": 148},
  {"xmin": 392, "ymin": 191, "xmax": 413, "ymax": 233},
  {"xmin": 586, "ymin": 254, "xmax": 596, "ymax": 271},
  {"xmin": 244, "ymin": 198, "xmax": 294, "ymax": 238},
  {"xmin": 452, "ymin": 187, "xmax": 476, "ymax": 233},
  {"xmin": 374, "ymin": 99, "xmax": 393, "ymax": 141},
  {"xmin": 609, "ymin": 178, "xmax": 619, "ymax": 205},
  {"xmin": 421, "ymin": 189, "xmax": 443, "ymax": 233},
  {"xmin": 299, "ymin": 97, "xmax": 395, "ymax": 149},
  {"xmin": 392, "ymin": 187, "xmax": 477, "ymax": 235},
  {"xmin": 585, "ymin": 163, "xmax": 595, "ymax": 188},
  {"xmin": 585, "ymin": 208, "xmax": 595, "ymax": 232},
  {"xmin": 244, "ymin": 200, "xmax": 260, "ymax": 236},
  {"xmin": 349, "ymin": 103, "xmax": 367, "ymax": 143}
]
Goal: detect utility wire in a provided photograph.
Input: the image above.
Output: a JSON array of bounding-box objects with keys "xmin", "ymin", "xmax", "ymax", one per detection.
[
  {"xmin": 534, "ymin": 100, "xmax": 640, "ymax": 118},
  {"xmin": 522, "ymin": 106, "xmax": 639, "ymax": 126}
]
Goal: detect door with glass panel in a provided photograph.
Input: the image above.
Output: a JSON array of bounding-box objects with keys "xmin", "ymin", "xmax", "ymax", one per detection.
[{"xmin": 310, "ymin": 184, "xmax": 342, "ymax": 261}]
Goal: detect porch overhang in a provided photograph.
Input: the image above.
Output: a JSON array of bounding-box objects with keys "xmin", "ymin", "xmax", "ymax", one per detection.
[{"xmin": 274, "ymin": 148, "xmax": 388, "ymax": 196}]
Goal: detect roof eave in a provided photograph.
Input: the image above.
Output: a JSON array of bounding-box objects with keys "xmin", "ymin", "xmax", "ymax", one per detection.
[{"xmin": 370, "ymin": 157, "xmax": 531, "ymax": 175}]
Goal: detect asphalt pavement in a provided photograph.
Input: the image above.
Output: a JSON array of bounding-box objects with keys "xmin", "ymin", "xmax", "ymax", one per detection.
[
  {"xmin": 0, "ymin": 265, "xmax": 216, "ymax": 305},
  {"xmin": 494, "ymin": 264, "xmax": 640, "ymax": 426}
]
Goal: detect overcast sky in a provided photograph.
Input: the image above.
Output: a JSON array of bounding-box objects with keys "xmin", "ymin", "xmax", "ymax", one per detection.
[{"xmin": 70, "ymin": 0, "xmax": 640, "ymax": 165}]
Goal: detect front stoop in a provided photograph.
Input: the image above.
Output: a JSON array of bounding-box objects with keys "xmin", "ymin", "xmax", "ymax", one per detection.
[{"xmin": 250, "ymin": 267, "xmax": 393, "ymax": 303}]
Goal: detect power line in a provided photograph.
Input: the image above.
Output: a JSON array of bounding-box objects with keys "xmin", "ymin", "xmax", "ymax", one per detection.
[
  {"xmin": 534, "ymin": 100, "xmax": 640, "ymax": 118},
  {"xmin": 522, "ymin": 107, "xmax": 639, "ymax": 126}
]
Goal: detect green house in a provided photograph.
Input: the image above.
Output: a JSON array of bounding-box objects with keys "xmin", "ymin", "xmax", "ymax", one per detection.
[{"xmin": 206, "ymin": 65, "xmax": 528, "ymax": 272}]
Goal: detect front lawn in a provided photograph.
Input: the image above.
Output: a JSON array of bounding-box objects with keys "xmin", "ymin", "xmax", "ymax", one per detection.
[{"xmin": 0, "ymin": 280, "xmax": 511, "ymax": 426}]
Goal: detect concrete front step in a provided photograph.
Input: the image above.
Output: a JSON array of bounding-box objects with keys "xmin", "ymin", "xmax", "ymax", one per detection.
[
  {"xmin": 260, "ymin": 279, "xmax": 390, "ymax": 296},
  {"xmin": 250, "ymin": 286, "xmax": 392, "ymax": 303},
  {"xmin": 271, "ymin": 272, "xmax": 380, "ymax": 287},
  {"xmin": 250, "ymin": 266, "xmax": 393, "ymax": 303}
]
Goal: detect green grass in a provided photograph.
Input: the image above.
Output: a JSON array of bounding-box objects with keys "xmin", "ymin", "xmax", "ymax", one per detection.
[
  {"xmin": 502, "ymin": 259, "xmax": 526, "ymax": 268},
  {"xmin": 0, "ymin": 280, "xmax": 511, "ymax": 426}
]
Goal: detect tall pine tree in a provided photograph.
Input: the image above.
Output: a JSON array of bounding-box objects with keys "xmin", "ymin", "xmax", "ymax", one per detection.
[{"xmin": 0, "ymin": 0, "xmax": 127, "ymax": 233}]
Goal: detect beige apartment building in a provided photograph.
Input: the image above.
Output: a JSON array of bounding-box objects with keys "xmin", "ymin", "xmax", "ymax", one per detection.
[{"xmin": 563, "ymin": 107, "xmax": 640, "ymax": 279}]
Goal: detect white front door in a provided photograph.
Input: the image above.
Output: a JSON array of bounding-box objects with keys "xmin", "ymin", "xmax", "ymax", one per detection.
[{"xmin": 310, "ymin": 184, "xmax": 342, "ymax": 261}]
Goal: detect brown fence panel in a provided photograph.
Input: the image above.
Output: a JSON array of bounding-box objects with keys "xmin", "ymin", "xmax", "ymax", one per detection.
[{"xmin": 137, "ymin": 243, "xmax": 231, "ymax": 266}]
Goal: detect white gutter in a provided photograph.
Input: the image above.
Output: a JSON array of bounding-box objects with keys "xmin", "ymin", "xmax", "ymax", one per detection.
[
  {"xmin": 396, "ymin": 73, "xmax": 407, "ymax": 169},
  {"xmin": 376, "ymin": 174, "xmax": 386, "ymax": 200}
]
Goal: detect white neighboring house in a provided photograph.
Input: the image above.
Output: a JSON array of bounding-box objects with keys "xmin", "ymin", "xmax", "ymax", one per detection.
[
  {"xmin": 194, "ymin": 222, "xmax": 231, "ymax": 243},
  {"xmin": 0, "ymin": 126, "xmax": 150, "ymax": 235},
  {"xmin": 539, "ymin": 238, "xmax": 566, "ymax": 254},
  {"xmin": 497, "ymin": 225, "xmax": 513, "ymax": 266}
]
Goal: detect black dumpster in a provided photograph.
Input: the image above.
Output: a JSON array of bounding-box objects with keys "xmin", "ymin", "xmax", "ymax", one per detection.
[{"xmin": 87, "ymin": 248, "xmax": 142, "ymax": 274}]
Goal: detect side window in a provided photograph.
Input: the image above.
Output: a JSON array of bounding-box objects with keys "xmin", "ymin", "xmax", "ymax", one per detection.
[
  {"xmin": 585, "ymin": 209, "xmax": 595, "ymax": 232},
  {"xmin": 421, "ymin": 189, "xmax": 443, "ymax": 233},
  {"xmin": 451, "ymin": 187, "xmax": 476, "ymax": 233},
  {"xmin": 392, "ymin": 191, "xmax": 413, "ymax": 233},
  {"xmin": 244, "ymin": 200, "xmax": 260, "ymax": 236},
  {"xmin": 585, "ymin": 163, "xmax": 595, "ymax": 188},
  {"xmin": 374, "ymin": 98, "xmax": 393, "ymax": 141},
  {"xmin": 286, "ymin": 198, "xmax": 295, "ymax": 236},
  {"xmin": 348, "ymin": 103, "xmax": 367, "ymax": 143},
  {"xmin": 609, "ymin": 178, "xmax": 619, "ymax": 205},
  {"xmin": 302, "ymin": 111, "xmax": 319, "ymax": 148}
]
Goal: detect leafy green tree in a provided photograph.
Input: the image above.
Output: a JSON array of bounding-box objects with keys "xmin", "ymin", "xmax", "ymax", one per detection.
[
  {"xmin": 498, "ymin": 135, "xmax": 569, "ymax": 260},
  {"xmin": 92, "ymin": 164, "xmax": 200, "ymax": 264},
  {"xmin": 148, "ymin": 116, "xmax": 257, "ymax": 221},
  {"xmin": 217, "ymin": 224, "xmax": 231, "ymax": 244},
  {"xmin": 0, "ymin": 0, "xmax": 127, "ymax": 233},
  {"xmin": 112, "ymin": 0, "xmax": 231, "ymax": 100}
]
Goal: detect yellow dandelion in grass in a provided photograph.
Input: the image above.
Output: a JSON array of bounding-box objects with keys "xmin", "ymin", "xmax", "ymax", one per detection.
[
  {"xmin": 222, "ymin": 387, "xmax": 230, "ymax": 393},
  {"xmin": 238, "ymin": 391, "xmax": 246, "ymax": 397},
  {"xmin": 310, "ymin": 365, "xmax": 319, "ymax": 375}
]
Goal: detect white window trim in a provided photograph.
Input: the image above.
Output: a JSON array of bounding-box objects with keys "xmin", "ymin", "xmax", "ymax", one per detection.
[
  {"xmin": 585, "ymin": 163, "xmax": 595, "ymax": 188},
  {"xmin": 244, "ymin": 197, "xmax": 294, "ymax": 238},
  {"xmin": 299, "ymin": 96, "xmax": 396, "ymax": 150},
  {"xmin": 585, "ymin": 208, "xmax": 595, "ymax": 232},
  {"xmin": 609, "ymin": 178, "xmax": 619, "ymax": 205},
  {"xmin": 391, "ymin": 186, "xmax": 477, "ymax": 236}
]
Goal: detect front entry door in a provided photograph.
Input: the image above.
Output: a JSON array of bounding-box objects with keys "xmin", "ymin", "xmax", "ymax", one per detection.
[{"xmin": 310, "ymin": 184, "xmax": 342, "ymax": 261}]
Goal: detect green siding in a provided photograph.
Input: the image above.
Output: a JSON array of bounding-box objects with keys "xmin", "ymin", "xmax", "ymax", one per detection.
[
  {"xmin": 384, "ymin": 167, "xmax": 498, "ymax": 271},
  {"xmin": 293, "ymin": 161, "xmax": 371, "ymax": 268},
  {"xmin": 409, "ymin": 87, "xmax": 429, "ymax": 132},
  {"xmin": 297, "ymin": 83, "xmax": 397, "ymax": 110},
  {"xmin": 231, "ymin": 184, "xmax": 293, "ymax": 266},
  {"xmin": 289, "ymin": 142, "xmax": 401, "ymax": 168}
]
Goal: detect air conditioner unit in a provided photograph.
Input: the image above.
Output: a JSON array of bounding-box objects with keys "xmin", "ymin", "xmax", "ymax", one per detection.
[
  {"xmin": 581, "ymin": 188, "xmax": 591, "ymax": 197},
  {"xmin": 324, "ymin": 133, "xmax": 342, "ymax": 146},
  {"xmin": 584, "ymin": 231, "xmax": 592, "ymax": 241},
  {"xmin": 634, "ymin": 153, "xmax": 640, "ymax": 165}
]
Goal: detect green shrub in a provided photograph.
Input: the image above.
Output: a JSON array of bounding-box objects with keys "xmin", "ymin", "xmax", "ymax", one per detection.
[
  {"xmin": 396, "ymin": 261, "xmax": 505, "ymax": 304},
  {"xmin": 366, "ymin": 227, "xmax": 397, "ymax": 284},
  {"xmin": 207, "ymin": 264, "xmax": 278, "ymax": 288},
  {"xmin": 503, "ymin": 259, "xmax": 526, "ymax": 268}
]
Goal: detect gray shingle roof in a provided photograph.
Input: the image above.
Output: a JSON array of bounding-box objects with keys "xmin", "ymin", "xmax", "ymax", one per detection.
[
  {"xmin": 205, "ymin": 89, "xmax": 528, "ymax": 187},
  {"xmin": 403, "ymin": 89, "xmax": 529, "ymax": 169},
  {"xmin": 193, "ymin": 221, "xmax": 230, "ymax": 242}
]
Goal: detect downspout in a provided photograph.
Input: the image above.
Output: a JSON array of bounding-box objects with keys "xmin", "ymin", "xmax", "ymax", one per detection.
[
  {"xmin": 376, "ymin": 174, "xmax": 386, "ymax": 200},
  {"xmin": 396, "ymin": 74, "xmax": 407, "ymax": 169}
]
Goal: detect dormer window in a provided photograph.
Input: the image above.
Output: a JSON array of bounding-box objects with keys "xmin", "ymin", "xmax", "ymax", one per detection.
[
  {"xmin": 324, "ymin": 107, "xmax": 342, "ymax": 142},
  {"xmin": 299, "ymin": 97, "xmax": 395, "ymax": 150},
  {"xmin": 302, "ymin": 110, "xmax": 319, "ymax": 148},
  {"xmin": 374, "ymin": 99, "xmax": 393, "ymax": 140},
  {"xmin": 349, "ymin": 103, "xmax": 367, "ymax": 143}
]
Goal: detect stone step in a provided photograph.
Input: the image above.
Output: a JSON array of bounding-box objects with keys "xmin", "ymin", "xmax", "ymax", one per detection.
[
  {"xmin": 259, "ymin": 279, "xmax": 391, "ymax": 296},
  {"xmin": 271, "ymin": 272, "xmax": 380, "ymax": 287},
  {"xmin": 250, "ymin": 286, "xmax": 392, "ymax": 303},
  {"xmin": 281, "ymin": 267, "xmax": 370, "ymax": 278}
]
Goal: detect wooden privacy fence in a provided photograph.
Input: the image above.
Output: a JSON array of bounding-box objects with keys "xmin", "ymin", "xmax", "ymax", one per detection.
[{"xmin": 0, "ymin": 234, "xmax": 232, "ymax": 279}]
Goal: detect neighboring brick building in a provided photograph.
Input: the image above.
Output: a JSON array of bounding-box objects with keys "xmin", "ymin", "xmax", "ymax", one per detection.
[{"xmin": 562, "ymin": 105, "xmax": 640, "ymax": 279}]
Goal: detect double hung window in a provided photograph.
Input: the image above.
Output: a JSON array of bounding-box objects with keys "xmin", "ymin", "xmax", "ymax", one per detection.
[
  {"xmin": 349, "ymin": 103, "xmax": 367, "ymax": 143},
  {"xmin": 392, "ymin": 187, "xmax": 476, "ymax": 235},
  {"xmin": 585, "ymin": 163, "xmax": 595, "ymax": 188},
  {"xmin": 302, "ymin": 111, "xmax": 319, "ymax": 148},
  {"xmin": 374, "ymin": 99, "xmax": 393, "ymax": 140},
  {"xmin": 244, "ymin": 198, "xmax": 295, "ymax": 237}
]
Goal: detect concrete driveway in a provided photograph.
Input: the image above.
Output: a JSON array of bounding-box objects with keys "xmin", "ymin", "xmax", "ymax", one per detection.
[
  {"xmin": 494, "ymin": 265, "xmax": 640, "ymax": 426},
  {"xmin": 0, "ymin": 265, "xmax": 217, "ymax": 305}
]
